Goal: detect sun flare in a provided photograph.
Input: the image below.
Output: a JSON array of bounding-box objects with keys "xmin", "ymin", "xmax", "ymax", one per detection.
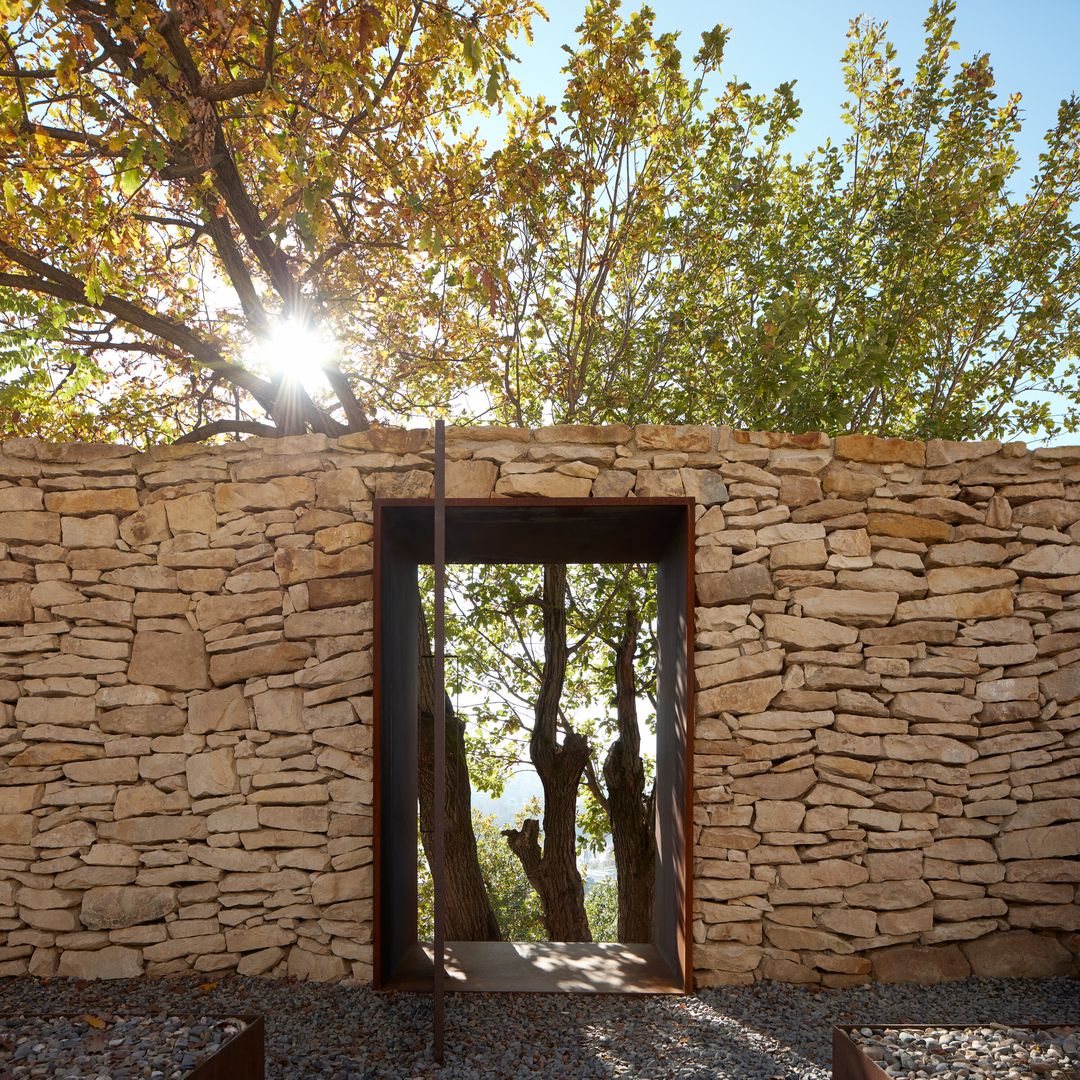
[{"xmin": 259, "ymin": 317, "xmax": 338, "ymax": 393}]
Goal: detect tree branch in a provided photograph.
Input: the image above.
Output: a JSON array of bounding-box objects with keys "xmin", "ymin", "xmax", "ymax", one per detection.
[{"xmin": 174, "ymin": 418, "xmax": 278, "ymax": 442}]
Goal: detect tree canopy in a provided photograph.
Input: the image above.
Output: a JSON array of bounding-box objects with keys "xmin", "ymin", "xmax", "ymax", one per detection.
[{"xmin": 4, "ymin": 0, "xmax": 1077, "ymax": 443}]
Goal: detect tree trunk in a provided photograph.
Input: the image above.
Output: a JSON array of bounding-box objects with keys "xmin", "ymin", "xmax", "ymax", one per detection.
[
  {"xmin": 503, "ymin": 564, "xmax": 592, "ymax": 942},
  {"xmin": 418, "ymin": 608, "xmax": 502, "ymax": 942},
  {"xmin": 603, "ymin": 606, "xmax": 656, "ymax": 943}
]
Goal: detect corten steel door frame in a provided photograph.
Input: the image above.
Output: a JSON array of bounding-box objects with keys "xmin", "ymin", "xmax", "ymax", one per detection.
[{"xmin": 372, "ymin": 497, "xmax": 696, "ymax": 993}]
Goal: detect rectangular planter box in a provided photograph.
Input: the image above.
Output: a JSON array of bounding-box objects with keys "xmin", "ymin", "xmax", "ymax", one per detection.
[
  {"xmin": 833, "ymin": 1024, "xmax": 1072, "ymax": 1080},
  {"xmin": 0, "ymin": 1013, "xmax": 264, "ymax": 1080}
]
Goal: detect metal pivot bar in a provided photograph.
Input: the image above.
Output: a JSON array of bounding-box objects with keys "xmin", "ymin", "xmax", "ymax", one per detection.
[{"xmin": 432, "ymin": 419, "xmax": 447, "ymax": 1064}]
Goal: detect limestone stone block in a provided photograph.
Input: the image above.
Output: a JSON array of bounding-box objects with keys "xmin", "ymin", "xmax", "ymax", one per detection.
[
  {"xmin": 835, "ymin": 435, "xmax": 924, "ymax": 466},
  {"xmin": 891, "ymin": 692, "xmax": 979, "ymax": 724},
  {"xmin": 14, "ymin": 696, "xmax": 95, "ymax": 727},
  {"xmin": 872, "ymin": 944, "xmax": 970, "ymax": 983},
  {"xmin": 188, "ymin": 685, "xmax": 249, "ymax": 734},
  {"xmin": 128, "ymin": 630, "xmax": 210, "ymax": 690},
  {"xmin": 253, "ymin": 688, "xmax": 305, "ymax": 733},
  {"xmin": 98, "ymin": 705, "xmax": 185, "ymax": 736},
  {"xmin": 697, "ymin": 650, "xmax": 783, "ymax": 690},
  {"xmin": 99, "ymin": 816, "xmax": 206, "ymax": 844},
  {"xmin": 867, "ymin": 512, "xmax": 950, "ymax": 543},
  {"xmin": 1041, "ymin": 664, "xmax": 1080, "ymax": 705},
  {"xmin": 730, "ymin": 767, "xmax": 816, "ymax": 800},
  {"xmin": 237, "ymin": 946, "xmax": 284, "ymax": 976},
  {"xmin": 216, "ymin": 476, "xmax": 315, "ymax": 512},
  {"xmin": 895, "ymin": 589, "xmax": 1014, "ymax": 622},
  {"xmin": 636, "ymin": 425, "xmax": 713, "ymax": 452},
  {"xmin": 373, "ymin": 470, "xmax": 433, "ymax": 499},
  {"xmin": 882, "ymin": 734, "xmax": 977, "ymax": 764},
  {"xmin": 164, "ymin": 492, "xmax": 216, "ymax": 535},
  {"xmin": 287, "ymin": 946, "xmax": 349, "ymax": 981},
  {"xmin": 996, "ymin": 823, "xmax": 1080, "ymax": 861},
  {"xmin": 770, "ymin": 540, "xmax": 827, "ymax": 569},
  {"xmin": 58, "ymin": 945, "xmax": 143, "ymax": 979},
  {"xmin": 797, "ymin": 587, "xmax": 898, "ymax": 627},
  {"xmin": 209, "ymin": 641, "xmax": 312, "ymax": 686},
  {"xmin": 694, "ymin": 942, "xmax": 761, "ymax": 972},
  {"xmin": 195, "ymin": 590, "xmax": 281, "ymax": 630},
  {"xmin": 778, "ymin": 860, "xmax": 869, "ymax": 889},
  {"xmin": 80, "ymin": 886, "xmax": 178, "ymax": 929},
  {"xmin": 119, "ymin": 502, "xmax": 170, "ymax": 545},
  {"xmin": 817, "ymin": 908, "xmax": 877, "ymax": 938},
  {"xmin": 697, "ymin": 676, "xmax": 782, "ymax": 717},
  {"xmin": 446, "ymin": 459, "xmax": 497, "ymax": 498},
  {"xmin": 315, "ymin": 468, "xmax": 369, "ymax": 510},
  {"xmin": 494, "ymin": 472, "xmax": 592, "ymax": 498},
  {"xmin": 225, "ymin": 924, "xmax": 296, "ymax": 953},
  {"xmin": 698, "ymin": 563, "xmax": 773, "ymax": 605},
  {"xmin": 186, "ymin": 747, "xmax": 239, "ymax": 798},
  {"xmin": 0, "ymin": 511, "xmax": 60, "ymax": 543},
  {"xmin": 845, "ymin": 880, "xmax": 933, "ymax": 910},
  {"xmin": 961, "ymin": 930, "xmax": 1076, "ymax": 977},
  {"xmin": 926, "ymin": 566, "xmax": 1017, "ymax": 594},
  {"xmin": 0, "ymin": 486, "xmax": 43, "ymax": 510},
  {"xmin": 274, "ymin": 545, "xmax": 372, "ymax": 586},
  {"xmin": 763, "ymin": 614, "xmax": 857, "ymax": 648},
  {"xmin": 680, "ymin": 469, "xmax": 728, "ymax": 506},
  {"xmin": 113, "ymin": 784, "xmax": 189, "ymax": 819},
  {"xmin": 45, "ymin": 489, "xmax": 139, "ymax": 515},
  {"xmin": 314, "ymin": 522, "xmax": 374, "ymax": 555},
  {"xmin": 311, "ymin": 866, "xmax": 371, "ymax": 905},
  {"xmin": 61, "ymin": 515, "xmax": 120, "ymax": 548},
  {"xmin": 258, "ymin": 805, "xmax": 329, "ymax": 833}
]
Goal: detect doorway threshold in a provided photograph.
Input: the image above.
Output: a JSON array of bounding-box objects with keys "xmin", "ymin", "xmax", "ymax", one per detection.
[{"xmin": 383, "ymin": 941, "xmax": 684, "ymax": 994}]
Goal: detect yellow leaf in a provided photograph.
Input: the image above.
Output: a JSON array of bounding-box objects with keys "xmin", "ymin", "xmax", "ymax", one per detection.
[
  {"xmin": 82, "ymin": 1014, "xmax": 107, "ymax": 1030},
  {"xmin": 198, "ymin": 981, "xmax": 218, "ymax": 991},
  {"xmin": 3, "ymin": 178, "xmax": 16, "ymax": 215}
]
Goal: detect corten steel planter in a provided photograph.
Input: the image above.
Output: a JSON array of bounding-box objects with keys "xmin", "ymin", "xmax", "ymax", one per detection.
[
  {"xmin": 0, "ymin": 1013, "xmax": 264, "ymax": 1080},
  {"xmin": 832, "ymin": 1024, "xmax": 1074, "ymax": 1080},
  {"xmin": 187, "ymin": 1014, "xmax": 264, "ymax": 1080}
]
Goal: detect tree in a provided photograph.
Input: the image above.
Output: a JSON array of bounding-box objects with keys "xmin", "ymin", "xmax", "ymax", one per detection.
[
  {"xmin": 418, "ymin": 807, "xmax": 546, "ymax": 943},
  {"xmin": 584, "ymin": 875, "xmax": 619, "ymax": 942},
  {"xmin": 470, "ymin": 0, "xmax": 1080, "ymax": 439},
  {"xmin": 501, "ymin": 565, "xmax": 591, "ymax": 941},
  {"xmin": 443, "ymin": 561, "xmax": 658, "ymax": 943},
  {"xmin": 417, "ymin": 606, "xmax": 501, "ymax": 941},
  {"xmin": 0, "ymin": 0, "xmax": 537, "ymax": 443}
]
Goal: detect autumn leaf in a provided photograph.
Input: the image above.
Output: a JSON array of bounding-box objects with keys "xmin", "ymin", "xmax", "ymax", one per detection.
[{"xmin": 82, "ymin": 1014, "xmax": 107, "ymax": 1030}]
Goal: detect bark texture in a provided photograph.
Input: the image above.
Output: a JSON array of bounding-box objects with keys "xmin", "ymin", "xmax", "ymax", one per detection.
[
  {"xmin": 503, "ymin": 564, "xmax": 592, "ymax": 941},
  {"xmin": 602, "ymin": 607, "xmax": 656, "ymax": 942},
  {"xmin": 418, "ymin": 609, "xmax": 502, "ymax": 942}
]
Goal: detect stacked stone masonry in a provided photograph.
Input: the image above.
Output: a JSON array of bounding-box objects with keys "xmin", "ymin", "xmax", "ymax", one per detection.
[{"xmin": 0, "ymin": 424, "xmax": 1077, "ymax": 988}]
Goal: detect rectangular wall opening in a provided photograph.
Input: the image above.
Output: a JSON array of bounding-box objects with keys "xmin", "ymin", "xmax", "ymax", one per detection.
[{"xmin": 373, "ymin": 499, "xmax": 694, "ymax": 994}]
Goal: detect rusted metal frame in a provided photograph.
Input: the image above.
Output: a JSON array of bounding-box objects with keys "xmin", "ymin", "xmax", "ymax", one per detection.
[
  {"xmin": 431, "ymin": 418, "xmax": 447, "ymax": 1064},
  {"xmin": 681, "ymin": 499, "xmax": 695, "ymax": 992},
  {"xmin": 0, "ymin": 1014, "xmax": 265, "ymax": 1080},
  {"xmin": 370, "ymin": 495, "xmax": 696, "ymax": 994},
  {"xmin": 832, "ymin": 1025, "xmax": 1074, "ymax": 1080}
]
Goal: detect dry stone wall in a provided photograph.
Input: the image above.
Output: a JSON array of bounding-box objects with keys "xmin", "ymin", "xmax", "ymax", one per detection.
[{"xmin": 0, "ymin": 424, "xmax": 1077, "ymax": 987}]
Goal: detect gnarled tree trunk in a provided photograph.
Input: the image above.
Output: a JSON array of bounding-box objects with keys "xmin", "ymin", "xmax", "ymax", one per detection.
[
  {"xmin": 603, "ymin": 606, "xmax": 655, "ymax": 942},
  {"xmin": 503, "ymin": 564, "xmax": 592, "ymax": 941},
  {"xmin": 418, "ymin": 609, "xmax": 502, "ymax": 941}
]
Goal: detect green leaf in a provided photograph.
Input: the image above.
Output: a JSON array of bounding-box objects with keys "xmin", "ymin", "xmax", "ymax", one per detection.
[
  {"xmin": 119, "ymin": 168, "xmax": 141, "ymax": 197},
  {"xmin": 3, "ymin": 178, "xmax": 16, "ymax": 215}
]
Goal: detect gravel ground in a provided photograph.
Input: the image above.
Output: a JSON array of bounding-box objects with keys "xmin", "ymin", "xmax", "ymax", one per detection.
[
  {"xmin": 0, "ymin": 1013, "xmax": 246, "ymax": 1079},
  {"xmin": 0, "ymin": 975, "xmax": 1075, "ymax": 1079}
]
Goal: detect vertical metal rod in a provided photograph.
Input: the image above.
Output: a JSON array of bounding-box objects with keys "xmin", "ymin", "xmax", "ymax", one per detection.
[{"xmin": 432, "ymin": 418, "xmax": 446, "ymax": 1065}]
